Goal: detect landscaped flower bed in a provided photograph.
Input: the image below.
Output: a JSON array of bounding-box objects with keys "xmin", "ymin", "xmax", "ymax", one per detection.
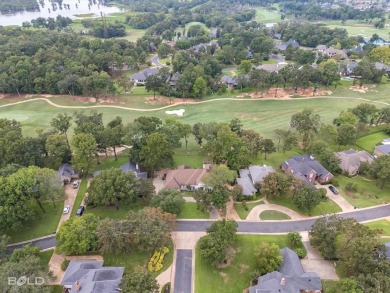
[{"xmin": 148, "ymin": 246, "xmax": 169, "ymax": 272}]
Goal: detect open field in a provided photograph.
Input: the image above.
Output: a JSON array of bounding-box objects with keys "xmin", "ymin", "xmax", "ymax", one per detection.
[
  {"xmin": 195, "ymin": 235, "xmax": 288, "ymax": 293},
  {"xmin": 319, "ymin": 19, "xmax": 390, "ymax": 40},
  {"xmin": 7, "ymin": 200, "xmax": 63, "ymax": 243},
  {"xmin": 2, "ymin": 92, "xmax": 389, "ymax": 138},
  {"xmin": 254, "ymin": 7, "xmax": 282, "ymax": 23},
  {"xmin": 337, "ymin": 175, "xmax": 390, "ymax": 208}
]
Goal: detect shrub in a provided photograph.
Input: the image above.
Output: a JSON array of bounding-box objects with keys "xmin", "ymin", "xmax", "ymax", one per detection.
[
  {"xmin": 294, "ymin": 248, "xmax": 305, "ymax": 259},
  {"xmin": 61, "ymin": 260, "xmax": 70, "ymax": 271},
  {"xmin": 345, "ymin": 182, "xmax": 358, "ymax": 192},
  {"xmin": 287, "ymin": 231, "xmax": 302, "ymax": 247},
  {"xmin": 331, "ymin": 178, "xmax": 340, "ymax": 187}
]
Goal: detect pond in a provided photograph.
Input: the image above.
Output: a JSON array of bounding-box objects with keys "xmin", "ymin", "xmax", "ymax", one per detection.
[{"xmin": 0, "ymin": 0, "xmax": 121, "ymax": 26}]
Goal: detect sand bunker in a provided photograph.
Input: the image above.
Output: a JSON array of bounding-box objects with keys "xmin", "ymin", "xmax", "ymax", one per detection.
[{"xmin": 165, "ymin": 109, "xmax": 185, "ymax": 116}]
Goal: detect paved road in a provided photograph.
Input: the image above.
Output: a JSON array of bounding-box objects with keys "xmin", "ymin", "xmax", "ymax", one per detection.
[
  {"xmin": 174, "ymin": 250, "xmax": 192, "ymax": 293},
  {"xmin": 8, "ymin": 234, "xmax": 56, "ymax": 251},
  {"xmin": 8, "ymin": 204, "xmax": 390, "ymax": 251},
  {"xmin": 151, "ymin": 55, "xmax": 168, "ymax": 67}
]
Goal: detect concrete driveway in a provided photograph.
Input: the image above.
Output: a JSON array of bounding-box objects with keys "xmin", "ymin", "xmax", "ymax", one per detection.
[
  {"xmin": 57, "ymin": 181, "xmax": 80, "ymax": 231},
  {"xmin": 316, "ymin": 184, "xmax": 355, "ymax": 212},
  {"xmin": 246, "ymin": 204, "xmax": 306, "ymax": 221}
]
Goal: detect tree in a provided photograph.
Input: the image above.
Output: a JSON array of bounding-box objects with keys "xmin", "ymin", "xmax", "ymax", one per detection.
[
  {"xmin": 309, "ymin": 141, "xmax": 341, "ymax": 173},
  {"xmin": 0, "ymin": 234, "xmax": 10, "ymax": 263},
  {"xmin": 241, "ymin": 129, "xmax": 263, "ymax": 156},
  {"xmin": 135, "ymin": 178, "xmax": 155, "ymax": 202},
  {"xmin": 192, "ymin": 76, "xmax": 207, "ymax": 99},
  {"xmin": 250, "ymin": 69, "xmax": 271, "ymax": 96},
  {"xmin": 45, "ymin": 133, "xmax": 71, "ymax": 167},
  {"xmin": 139, "ymin": 133, "xmax": 174, "ymax": 174},
  {"xmin": 349, "ymin": 103, "xmax": 378, "ymax": 124},
  {"xmin": 259, "ymin": 138, "xmax": 276, "ymax": 160},
  {"xmin": 238, "ymin": 60, "xmax": 252, "ymax": 73},
  {"xmin": 333, "ymin": 111, "xmax": 358, "ymax": 126},
  {"xmin": 145, "ymin": 74, "xmax": 165, "ymax": 100},
  {"xmin": 290, "ymin": 109, "xmax": 321, "ymax": 148},
  {"xmin": 96, "ymin": 218, "xmax": 134, "ymax": 254},
  {"xmin": 87, "ymin": 168, "xmax": 137, "ymax": 210},
  {"xmin": 126, "ymin": 207, "xmax": 176, "ymax": 252},
  {"xmin": 198, "ymin": 220, "xmax": 238, "ymax": 267},
  {"xmin": 337, "ymin": 124, "xmax": 357, "ymax": 149},
  {"xmin": 317, "ymin": 59, "xmax": 340, "ymax": 87},
  {"xmin": 260, "ymin": 172, "xmax": 290, "ymax": 199},
  {"xmin": 293, "ymin": 186, "xmax": 323, "ymax": 212},
  {"xmin": 120, "ymin": 269, "xmax": 159, "ymax": 293},
  {"xmin": 151, "ymin": 189, "xmax": 185, "ymax": 215},
  {"xmin": 370, "ymin": 46, "xmax": 390, "ymax": 64},
  {"xmin": 56, "ymin": 214, "xmax": 99, "ymax": 255},
  {"xmin": 327, "ymin": 279, "xmax": 364, "ymax": 293},
  {"xmin": 353, "ymin": 59, "xmax": 384, "ymax": 87},
  {"xmin": 203, "ymin": 165, "xmax": 236, "ymax": 188},
  {"xmin": 369, "ymin": 155, "xmax": 390, "ymax": 189},
  {"xmin": 71, "ymin": 133, "xmax": 96, "ymax": 176},
  {"xmin": 192, "ymin": 123, "xmax": 204, "ymax": 146},
  {"xmin": 179, "ymin": 123, "xmax": 192, "ymax": 152},
  {"xmin": 287, "ymin": 231, "xmax": 302, "ymax": 247},
  {"xmin": 50, "ymin": 113, "xmax": 72, "ymax": 148},
  {"xmin": 253, "ymin": 242, "xmax": 283, "ymax": 275},
  {"xmin": 104, "ymin": 116, "xmax": 124, "ymax": 160}
]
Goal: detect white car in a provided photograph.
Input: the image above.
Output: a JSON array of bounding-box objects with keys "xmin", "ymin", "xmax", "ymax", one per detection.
[{"xmin": 63, "ymin": 205, "xmax": 71, "ymax": 214}]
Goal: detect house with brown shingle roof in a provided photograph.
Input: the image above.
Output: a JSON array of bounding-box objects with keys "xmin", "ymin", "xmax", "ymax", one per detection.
[
  {"xmin": 164, "ymin": 166, "xmax": 208, "ymax": 191},
  {"xmin": 335, "ymin": 149, "xmax": 373, "ymax": 176}
]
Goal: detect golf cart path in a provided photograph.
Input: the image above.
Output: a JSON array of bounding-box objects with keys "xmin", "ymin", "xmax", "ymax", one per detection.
[{"xmin": 0, "ymin": 95, "xmax": 388, "ymax": 112}]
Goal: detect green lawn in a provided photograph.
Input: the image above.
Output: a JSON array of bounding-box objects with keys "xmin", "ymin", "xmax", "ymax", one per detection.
[
  {"xmin": 268, "ymin": 196, "xmax": 342, "ymax": 216},
  {"xmin": 259, "ymin": 210, "xmax": 291, "ymax": 220},
  {"xmin": 195, "ymin": 235, "xmax": 288, "ymax": 293},
  {"xmin": 173, "ymin": 155, "xmax": 204, "ymax": 168},
  {"xmin": 93, "ymin": 154, "xmax": 129, "ymax": 172},
  {"xmin": 177, "ymin": 202, "xmax": 210, "ymax": 219},
  {"xmin": 103, "ymin": 239, "xmax": 174, "ymax": 277},
  {"xmin": 363, "ymin": 220, "xmax": 390, "ymax": 236},
  {"xmin": 84, "ymin": 200, "xmax": 148, "ymax": 220},
  {"xmin": 254, "ymin": 7, "xmax": 282, "ymax": 23},
  {"xmin": 234, "ymin": 201, "xmax": 264, "ymax": 220},
  {"xmin": 322, "ymin": 280, "xmax": 340, "ymax": 293},
  {"xmin": 356, "ymin": 132, "xmax": 388, "ymax": 152},
  {"xmin": 7, "ymin": 200, "xmax": 63, "ymax": 243},
  {"xmin": 337, "ymin": 175, "xmax": 390, "ymax": 208},
  {"xmin": 40, "ymin": 249, "xmax": 54, "ymax": 266},
  {"xmin": 71, "ymin": 179, "xmax": 88, "ymax": 217}
]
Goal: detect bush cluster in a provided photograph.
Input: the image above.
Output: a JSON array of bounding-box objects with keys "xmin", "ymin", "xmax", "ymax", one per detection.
[{"xmin": 148, "ymin": 246, "xmax": 169, "ymax": 272}]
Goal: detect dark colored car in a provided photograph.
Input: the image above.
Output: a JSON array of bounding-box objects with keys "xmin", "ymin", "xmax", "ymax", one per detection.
[
  {"xmin": 328, "ymin": 185, "xmax": 339, "ymax": 195},
  {"xmin": 76, "ymin": 205, "xmax": 85, "ymax": 216}
]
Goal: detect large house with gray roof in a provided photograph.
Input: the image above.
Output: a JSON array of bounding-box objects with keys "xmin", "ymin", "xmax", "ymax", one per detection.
[
  {"xmin": 281, "ymin": 154, "xmax": 333, "ymax": 185},
  {"xmin": 61, "ymin": 260, "xmax": 124, "ymax": 293},
  {"xmin": 249, "ymin": 247, "xmax": 322, "ymax": 293},
  {"xmin": 58, "ymin": 163, "xmax": 79, "ymax": 184},
  {"xmin": 277, "ymin": 40, "xmax": 299, "ymax": 52},
  {"xmin": 237, "ymin": 165, "xmax": 275, "ymax": 197},
  {"xmin": 130, "ymin": 68, "xmax": 159, "ymax": 85},
  {"xmin": 335, "ymin": 149, "xmax": 373, "ymax": 176}
]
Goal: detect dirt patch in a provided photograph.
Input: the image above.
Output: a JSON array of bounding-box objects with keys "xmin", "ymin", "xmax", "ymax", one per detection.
[
  {"xmin": 236, "ymin": 87, "xmax": 332, "ymax": 99},
  {"xmin": 145, "ymin": 96, "xmax": 198, "ymax": 105},
  {"xmin": 344, "ymin": 190, "xmax": 358, "ymax": 199},
  {"xmin": 349, "ymin": 85, "xmax": 369, "ymax": 93},
  {"xmin": 239, "ymin": 264, "xmax": 249, "ymax": 274},
  {"xmin": 219, "ymin": 272, "xmax": 229, "ymax": 283},
  {"xmin": 217, "ymin": 246, "xmax": 236, "ymax": 269}
]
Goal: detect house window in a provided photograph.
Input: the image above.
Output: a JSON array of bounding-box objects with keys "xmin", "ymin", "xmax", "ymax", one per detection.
[{"xmin": 309, "ymin": 173, "xmax": 313, "ymax": 178}]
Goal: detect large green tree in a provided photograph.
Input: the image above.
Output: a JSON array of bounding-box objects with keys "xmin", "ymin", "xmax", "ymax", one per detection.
[
  {"xmin": 151, "ymin": 189, "xmax": 185, "ymax": 215},
  {"xmin": 120, "ymin": 269, "xmax": 159, "ymax": 293},
  {"xmin": 253, "ymin": 242, "xmax": 283, "ymax": 275},
  {"xmin": 290, "ymin": 109, "xmax": 321, "ymax": 148},
  {"xmin": 260, "ymin": 172, "xmax": 290, "ymax": 199},
  {"xmin": 71, "ymin": 132, "xmax": 96, "ymax": 176},
  {"xmin": 293, "ymin": 186, "xmax": 323, "ymax": 213},
  {"xmin": 50, "ymin": 113, "xmax": 72, "ymax": 148},
  {"xmin": 87, "ymin": 168, "xmax": 137, "ymax": 210},
  {"xmin": 369, "ymin": 155, "xmax": 390, "ymax": 189}
]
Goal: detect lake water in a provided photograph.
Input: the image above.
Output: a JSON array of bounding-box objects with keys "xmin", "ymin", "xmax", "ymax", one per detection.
[{"xmin": 0, "ymin": 0, "xmax": 121, "ymax": 26}]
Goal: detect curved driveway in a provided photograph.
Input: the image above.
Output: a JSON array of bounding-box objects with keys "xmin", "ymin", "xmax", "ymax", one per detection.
[{"xmin": 9, "ymin": 204, "xmax": 389, "ymax": 251}]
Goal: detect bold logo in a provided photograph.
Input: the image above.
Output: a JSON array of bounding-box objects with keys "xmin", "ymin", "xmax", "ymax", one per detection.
[{"xmin": 8, "ymin": 276, "xmax": 45, "ymax": 286}]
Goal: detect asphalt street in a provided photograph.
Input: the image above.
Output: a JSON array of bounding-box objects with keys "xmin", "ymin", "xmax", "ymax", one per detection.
[
  {"xmin": 174, "ymin": 250, "xmax": 193, "ymax": 293},
  {"xmin": 7, "ymin": 204, "xmax": 390, "ymax": 251}
]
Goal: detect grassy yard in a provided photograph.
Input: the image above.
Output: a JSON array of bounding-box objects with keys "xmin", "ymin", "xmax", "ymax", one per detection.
[
  {"xmin": 234, "ymin": 201, "xmax": 264, "ymax": 220},
  {"xmin": 259, "ymin": 210, "xmax": 291, "ymax": 220},
  {"xmin": 177, "ymin": 202, "xmax": 210, "ymax": 219},
  {"xmin": 195, "ymin": 235, "xmax": 288, "ymax": 293},
  {"xmin": 103, "ymin": 239, "xmax": 174, "ymax": 278},
  {"xmin": 7, "ymin": 200, "xmax": 63, "ymax": 243},
  {"xmin": 322, "ymin": 280, "xmax": 340, "ymax": 293},
  {"xmin": 93, "ymin": 154, "xmax": 129, "ymax": 172},
  {"xmin": 70, "ymin": 179, "xmax": 88, "ymax": 217},
  {"xmin": 40, "ymin": 249, "xmax": 54, "ymax": 266},
  {"xmin": 363, "ymin": 219, "xmax": 390, "ymax": 236},
  {"xmin": 268, "ymin": 195, "xmax": 342, "ymax": 216},
  {"xmin": 337, "ymin": 175, "xmax": 390, "ymax": 208},
  {"xmin": 173, "ymin": 155, "xmax": 204, "ymax": 168},
  {"xmin": 356, "ymin": 132, "xmax": 388, "ymax": 152},
  {"xmin": 254, "ymin": 7, "xmax": 282, "ymax": 23},
  {"xmin": 84, "ymin": 200, "xmax": 148, "ymax": 219}
]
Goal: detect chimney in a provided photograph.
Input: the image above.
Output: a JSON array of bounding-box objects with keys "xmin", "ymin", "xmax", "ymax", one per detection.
[
  {"xmin": 280, "ymin": 277, "xmax": 286, "ymax": 286},
  {"xmin": 74, "ymin": 280, "xmax": 81, "ymax": 292},
  {"xmin": 136, "ymin": 163, "xmax": 139, "ymax": 170}
]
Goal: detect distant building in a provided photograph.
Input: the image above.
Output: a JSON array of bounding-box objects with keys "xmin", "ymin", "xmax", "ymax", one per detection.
[
  {"xmin": 58, "ymin": 163, "xmax": 79, "ymax": 184},
  {"xmin": 130, "ymin": 68, "xmax": 159, "ymax": 85},
  {"xmin": 220, "ymin": 75, "xmax": 237, "ymax": 89},
  {"xmin": 374, "ymin": 144, "xmax": 390, "ymax": 157},
  {"xmin": 93, "ymin": 162, "xmax": 147, "ymax": 179},
  {"xmin": 335, "ymin": 149, "xmax": 373, "ymax": 176},
  {"xmin": 277, "ymin": 39, "xmax": 299, "ymax": 52},
  {"xmin": 322, "ymin": 47, "xmax": 348, "ymax": 59},
  {"xmin": 256, "ymin": 62, "xmax": 288, "ymax": 73},
  {"xmin": 237, "ymin": 165, "xmax": 275, "ymax": 197},
  {"xmin": 249, "ymin": 247, "xmax": 322, "ymax": 293},
  {"xmin": 281, "ymin": 154, "xmax": 333, "ymax": 185}
]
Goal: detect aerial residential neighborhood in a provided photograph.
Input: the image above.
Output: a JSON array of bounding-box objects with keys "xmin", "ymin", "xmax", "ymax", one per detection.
[{"xmin": 1, "ymin": 0, "xmax": 390, "ymax": 292}]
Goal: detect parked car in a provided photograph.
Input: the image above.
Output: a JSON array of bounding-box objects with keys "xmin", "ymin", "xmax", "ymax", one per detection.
[
  {"xmin": 72, "ymin": 181, "xmax": 79, "ymax": 189},
  {"xmin": 328, "ymin": 185, "xmax": 339, "ymax": 195},
  {"xmin": 63, "ymin": 205, "xmax": 71, "ymax": 214},
  {"xmin": 76, "ymin": 205, "xmax": 85, "ymax": 216}
]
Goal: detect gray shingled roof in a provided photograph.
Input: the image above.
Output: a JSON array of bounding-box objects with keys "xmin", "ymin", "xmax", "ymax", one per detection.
[
  {"xmin": 385, "ymin": 242, "xmax": 390, "ymax": 260},
  {"xmin": 237, "ymin": 177, "xmax": 257, "ymax": 196},
  {"xmin": 221, "ymin": 75, "xmax": 237, "ymax": 85},
  {"xmin": 336, "ymin": 149, "xmax": 373, "ymax": 176},
  {"xmin": 120, "ymin": 162, "xmax": 148, "ymax": 178},
  {"xmin": 277, "ymin": 40, "xmax": 299, "ymax": 51},
  {"xmin": 61, "ymin": 260, "xmax": 124, "ymax": 293},
  {"xmin": 249, "ymin": 248, "xmax": 322, "ymax": 293},
  {"xmin": 237, "ymin": 165, "xmax": 275, "ymax": 197},
  {"xmin": 375, "ymin": 144, "xmax": 390, "ymax": 155},
  {"xmin": 283, "ymin": 154, "xmax": 331, "ymax": 180},
  {"xmin": 58, "ymin": 163, "xmax": 78, "ymax": 182}
]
